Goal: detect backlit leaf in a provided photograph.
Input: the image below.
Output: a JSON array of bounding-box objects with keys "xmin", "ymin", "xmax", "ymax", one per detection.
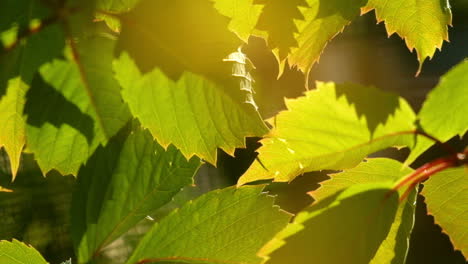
[
  {"xmin": 25, "ymin": 36, "xmax": 130, "ymax": 175},
  {"xmin": 406, "ymin": 60, "xmax": 468, "ymax": 164},
  {"xmin": 114, "ymin": 53, "xmax": 268, "ymax": 165},
  {"xmin": 310, "ymin": 158, "xmax": 417, "ymax": 264},
  {"xmin": 0, "ymin": 239, "xmax": 47, "ymax": 264},
  {"xmin": 238, "ymin": 82, "xmax": 416, "ymax": 185},
  {"xmin": 363, "ymin": 0, "xmax": 452, "ymax": 74},
  {"xmin": 126, "ymin": 186, "xmax": 291, "ymax": 264},
  {"xmin": 260, "ymin": 183, "xmax": 399, "ymax": 264},
  {"xmin": 0, "ymin": 0, "xmax": 64, "ymax": 178},
  {"xmin": 72, "ymin": 126, "xmax": 200, "ymax": 263},
  {"xmin": 421, "ymin": 167, "xmax": 468, "ymax": 257},
  {"xmin": 212, "ymin": 0, "xmax": 263, "ymax": 42},
  {"xmin": 254, "ymin": 0, "xmax": 366, "ymax": 75}
]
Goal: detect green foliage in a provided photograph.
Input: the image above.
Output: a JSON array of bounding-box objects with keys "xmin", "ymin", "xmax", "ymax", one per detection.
[
  {"xmin": 238, "ymin": 82, "xmax": 416, "ymax": 185},
  {"xmin": 407, "ymin": 60, "xmax": 468, "ymax": 164},
  {"xmin": 363, "ymin": 0, "xmax": 452, "ymax": 74},
  {"xmin": 0, "ymin": 0, "xmax": 467, "ymax": 263},
  {"xmin": 261, "ymin": 183, "xmax": 399, "ymax": 264},
  {"xmin": 71, "ymin": 126, "xmax": 200, "ymax": 263},
  {"xmin": 114, "ymin": 53, "xmax": 267, "ymax": 164},
  {"xmin": 422, "ymin": 167, "xmax": 468, "ymax": 257},
  {"xmin": 0, "ymin": 239, "xmax": 47, "ymax": 264},
  {"xmin": 25, "ymin": 36, "xmax": 130, "ymax": 175},
  {"xmin": 126, "ymin": 186, "xmax": 291, "ymax": 264},
  {"xmin": 311, "ymin": 158, "xmax": 417, "ymax": 263}
]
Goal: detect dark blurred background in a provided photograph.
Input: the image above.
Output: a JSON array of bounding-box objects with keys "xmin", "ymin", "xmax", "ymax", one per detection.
[{"xmin": 0, "ymin": 1, "xmax": 467, "ymax": 263}]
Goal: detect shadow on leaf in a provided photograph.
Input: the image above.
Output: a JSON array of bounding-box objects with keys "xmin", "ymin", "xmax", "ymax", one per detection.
[
  {"xmin": 266, "ymin": 187, "xmax": 398, "ymax": 264},
  {"xmin": 254, "ymin": 0, "xmax": 309, "ymax": 60},
  {"xmin": 335, "ymin": 83, "xmax": 401, "ymax": 136},
  {"xmin": 24, "ymin": 73, "xmax": 95, "ymax": 144}
]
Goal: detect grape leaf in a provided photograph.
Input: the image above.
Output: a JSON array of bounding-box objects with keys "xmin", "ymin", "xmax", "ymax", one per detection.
[
  {"xmin": 0, "ymin": 239, "xmax": 47, "ymax": 264},
  {"xmin": 254, "ymin": 0, "xmax": 366, "ymax": 75},
  {"xmin": 363, "ymin": 0, "xmax": 452, "ymax": 75},
  {"xmin": 117, "ymin": 0, "xmax": 242, "ymax": 79},
  {"xmin": 71, "ymin": 125, "xmax": 200, "ymax": 263},
  {"xmin": 96, "ymin": 0, "xmax": 140, "ymax": 12},
  {"xmin": 212, "ymin": 0, "xmax": 263, "ymax": 42},
  {"xmin": 421, "ymin": 167, "xmax": 468, "ymax": 258},
  {"xmin": 253, "ymin": 0, "xmax": 309, "ymax": 61},
  {"xmin": 310, "ymin": 158, "xmax": 417, "ymax": 264},
  {"xmin": 238, "ymin": 82, "xmax": 416, "ymax": 185},
  {"xmin": 95, "ymin": 0, "xmax": 140, "ymax": 32},
  {"xmin": 25, "ymin": 35, "xmax": 130, "ymax": 175},
  {"xmin": 407, "ymin": 60, "xmax": 468, "ymax": 164},
  {"xmin": 0, "ymin": 79, "xmax": 27, "ymax": 180},
  {"xmin": 260, "ymin": 183, "xmax": 399, "ymax": 264},
  {"xmin": 126, "ymin": 186, "xmax": 291, "ymax": 264},
  {"xmin": 0, "ymin": 1, "xmax": 64, "ymax": 178},
  {"xmin": 114, "ymin": 53, "xmax": 268, "ymax": 165}
]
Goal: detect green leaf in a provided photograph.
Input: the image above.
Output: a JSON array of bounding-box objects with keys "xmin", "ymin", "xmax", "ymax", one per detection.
[
  {"xmin": 421, "ymin": 167, "xmax": 468, "ymax": 258},
  {"xmin": 212, "ymin": 0, "xmax": 263, "ymax": 42},
  {"xmin": 311, "ymin": 158, "xmax": 417, "ymax": 264},
  {"xmin": 71, "ymin": 126, "xmax": 201, "ymax": 263},
  {"xmin": 363, "ymin": 0, "xmax": 452, "ymax": 74},
  {"xmin": 260, "ymin": 183, "xmax": 399, "ymax": 264},
  {"xmin": 95, "ymin": 0, "xmax": 140, "ymax": 32},
  {"xmin": 96, "ymin": 0, "xmax": 140, "ymax": 12},
  {"xmin": 238, "ymin": 82, "xmax": 416, "ymax": 185},
  {"xmin": 253, "ymin": 0, "xmax": 308, "ymax": 61},
  {"xmin": 117, "ymin": 0, "xmax": 242, "ymax": 78},
  {"xmin": 126, "ymin": 185, "xmax": 291, "ymax": 264},
  {"xmin": 114, "ymin": 53, "xmax": 268, "ymax": 165},
  {"xmin": 0, "ymin": 1, "xmax": 64, "ymax": 178},
  {"xmin": 0, "ymin": 79, "xmax": 27, "ymax": 180},
  {"xmin": 0, "ymin": 239, "xmax": 47, "ymax": 264},
  {"xmin": 407, "ymin": 60, "xmax": 468, "ymax": 164},
  {"xmin": 255, "ymin": 0, "xmax": 366, "ymax": 75},
  {"xmin": 24, "ymin": 35, "xmax": 130, "ymax": 175}
]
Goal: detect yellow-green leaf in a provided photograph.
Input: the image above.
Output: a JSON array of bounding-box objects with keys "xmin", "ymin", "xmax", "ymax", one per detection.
[
  {"xmin": 311, "ymin": 158, "xmax": 417, "ymax": 264},
  {"xmin": 114, "ymin": 53, "xmax": 268, "ymax": 165},
  {"xmin": 238, "ymin": 82, "xmax": 417, "ymax": 185},
  {"xmin": 212, "ymin": 0, "xmax": 263, "ymax": 42},
  {"xmin": 363, "ymin": 0, "xmax": 452, "ymax": 75},
  {"xmin": 126, "ymin": 186, "xmax": 291, "ymax": 264},
  {"xmin": 0, "ymin": 239, "xmax": 47, "ymax": 264},
  {"xmin": 422, "ymin": 167, "xmax": 468, "ymax": 258},
  {"xmin": 406, "ymin": 60, "xmax": 468, "ymax": 165},
  {"xmin": 260, "ymin": 183, "xmax": 399, "ymax": 264}
]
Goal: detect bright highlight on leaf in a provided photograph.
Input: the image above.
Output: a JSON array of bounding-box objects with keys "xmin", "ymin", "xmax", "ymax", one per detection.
[
  {"xmin": 422, "ymin": 167, "xmax": 468, "ymax": 258},
  {"xmin": 71, "ymin": 126, "xmax": 201, "ymax": 263},
  {"xmin": 114, "ymin": 53, "xmax": 268, "ymax": 165},
  {"xmin": 310, "ymin": 158, "xmax": 417, "ymax": 264},
  {"xmin": 238, "ymin": 82, "xmax": 417, "ymax": 185},
  {"xmin": 0, "ymin": 239, "xmax": 47, "ymax": 264},
  {"xmin": 406, "ymin": 60, "xmax": 468, "ymax": 164},
  {"xmin": 260, "ymin": 183, "xmax": 399, "ymax": 264},
  {"xmin": 126, "ymin": 185, "xmax": 291, "ymax": 264},
  {"xmin": 363, "ymin": 0, "xmax": 452, "ymax": 75},
  {"xmin": 212, "ymin": 0, "xmax": 263, "ymax": 42}
]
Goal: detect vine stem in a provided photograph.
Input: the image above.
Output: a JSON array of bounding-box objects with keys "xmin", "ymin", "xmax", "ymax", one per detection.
[{"xmin": 389, "ymin": 148, "xmax": 467, "ymax": 202}]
